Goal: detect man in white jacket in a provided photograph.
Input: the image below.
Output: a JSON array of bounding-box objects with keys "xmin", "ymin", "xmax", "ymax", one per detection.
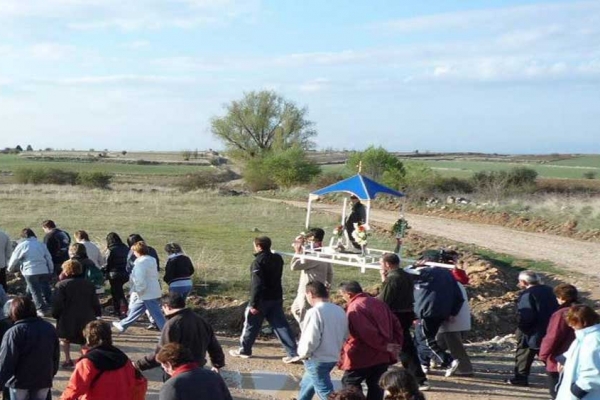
[
  {"xmin": 113, "ymin": 241, "xmax": 166, "ymax": 333},
  {"xmin": 296, "ymin": 281, "xmax": 348, "ymax": 400}
]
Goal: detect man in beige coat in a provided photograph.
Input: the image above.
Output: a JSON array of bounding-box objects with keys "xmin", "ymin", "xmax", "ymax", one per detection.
[{"xmin": 290, "ymin": 228, "xmax": 333, "ymax": 325}]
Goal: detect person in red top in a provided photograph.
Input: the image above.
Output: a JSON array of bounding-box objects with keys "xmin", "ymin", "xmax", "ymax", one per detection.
[
  {"xmin": 61, "ymin": 320, "xmax": 144, "ymax": 400},
  {"xmin": 338, "ymin": 281, "xmax": 403, "ymax": 400},
  {"xmin": 538, "ymin": 283, "xmax": 578, "ymax": 399}
]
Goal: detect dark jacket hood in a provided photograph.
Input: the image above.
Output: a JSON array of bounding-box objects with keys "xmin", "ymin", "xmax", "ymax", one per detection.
[{"xmin": 83, "ymin": 344, "xmax": 129, "ymax": 371}]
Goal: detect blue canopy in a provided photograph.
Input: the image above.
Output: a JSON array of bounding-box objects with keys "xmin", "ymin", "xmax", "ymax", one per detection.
[{"xmin": 311, "ymin": 174, "xmax": 404, "ymax": 200}]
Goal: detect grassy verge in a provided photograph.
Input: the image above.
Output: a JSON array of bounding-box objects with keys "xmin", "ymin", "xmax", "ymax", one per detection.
[{"xmin": 0, "ymin": 185, "xmax": 387, "ymax": 301}]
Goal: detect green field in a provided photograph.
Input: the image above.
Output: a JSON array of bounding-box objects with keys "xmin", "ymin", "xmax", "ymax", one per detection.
[
  {"xmin": 0, "ymin": 154, "xmax": 210, "ymax": 176},
  {"xmin": 418, "ymin": 159, "xmax": 599, "ymax": 180},
  {"xmin": 547, "ymin": 155, "xmax": 600, "ymax": 168}
]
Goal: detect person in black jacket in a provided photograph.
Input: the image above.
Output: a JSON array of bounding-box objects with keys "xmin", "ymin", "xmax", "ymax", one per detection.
[
  {"xmin": 157, "ymin": 343, "xmax": 232, "ymax": 400},
  {"xmin": 163, "ymin": 243, "xmax": 195, "ymax": 300},
  {"xmin": 52, "ymin": 260, "xmax": 101, "ymax": 368},
  {"xmin": 409, "ymin": 264, "xmax": 464, "ymax": 378},
  {"xmin": 104, "ymin": 232, "xmax": 129, "ymax": 318},
  {"xmin": 505, "ymin": 270, "xmax": 558, "ymax": 386},
  {"xmin": 42, "ymin": 219, "xmax": 71, "ymax": 276},
  {"xmin": 378, "ymin": 253, "xmax": 428, "ymax": 390},
  {"xmin": 229, "ymin": 236, "xmax": 298, "ymax": 363},
  {"xmin": 344, "ymin": 195, "xmax": 367, "ymax": 250},
  {"xmin": 0, "ymin": 296, "xmax": 59, "ymax": 400},
  {"xmin": 136, "ymin": 293, "xmax": 224, "ymax": 377}
]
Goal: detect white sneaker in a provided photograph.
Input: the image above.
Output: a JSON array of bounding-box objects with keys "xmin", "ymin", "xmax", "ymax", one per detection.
[
  {"xmin": 111, "ymin": 321, "xmax": 125, "ymax": 333},
  {"xmin": 445, "ymin": 359, "xmax": 460, "ymax": 377},
  {"xmin": 421, "ymin": 365, "xmax": 429, "ymax": 374},
  {"xmin": 419, "ymin": 381, "xmax": 431, "ymax": 391},
  {"xmin": 282, "ymin": 355, "xmax": 301, "ymax": 364},
  {"xmin": 229, "ymin": 349, "xmax": 251, "ymax": 359}
]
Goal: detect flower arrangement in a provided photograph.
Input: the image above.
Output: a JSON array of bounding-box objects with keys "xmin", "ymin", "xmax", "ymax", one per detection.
[
  {"xmin": 332, "ymin": 225, "xmax": 344, "ymax": 238},
  {"xmin": 352, "ymin": 223, "xmax": 369, "ymax": 246},
  {"xmin": 391, "ymin": 217, "xmax": 410, "ymax": 238}
]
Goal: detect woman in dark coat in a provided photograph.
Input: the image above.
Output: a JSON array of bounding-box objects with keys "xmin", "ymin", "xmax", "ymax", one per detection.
[
  {"xmin": 163, "ymin": 243, "xmax": 195, "ymax": 300},
  {"xmin": 104, "ymin": 232, "xmax": 129, "ymax": 317},
  {"xmin": 52, "ymin": 260, "xmax": 101, "ymax": 368}
]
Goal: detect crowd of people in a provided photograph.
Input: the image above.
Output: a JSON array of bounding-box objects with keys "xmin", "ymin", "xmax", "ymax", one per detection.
[{"xmin": 0, "ymin": 219, "xmax": 599, "ymax": 400}]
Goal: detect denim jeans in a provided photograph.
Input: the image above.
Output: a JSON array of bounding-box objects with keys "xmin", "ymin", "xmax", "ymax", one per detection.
[
  {"xmin": 119, "ymin": 295, "xmax": 166, "ymax": 331},
  {"xmin": 169, "ymin": 285, "xmax": 192, "ymax": 300},
  {"xmin": 239, "ymin": 299, "xmax": 297, "ymax": 357},
  {"xmin": 298, "ymin": 360, "xmax": 337, "ymax": 400},
  {"xmin": 9, "ymin": 387, "xmax": 50, "ymax": 400},
  {"xmin": 23, "ymin": 274, "xmax": 53, "ymax": 312}
]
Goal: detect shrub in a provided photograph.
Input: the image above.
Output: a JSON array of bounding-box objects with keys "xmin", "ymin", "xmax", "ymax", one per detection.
[
  {"xmin": 14, "ymin": 168, "xmax": 110, "ymax": 188},
  {"xmin": 312, "ymin": 170, "xmax": 347, "ymax": 188},
  {"xmin": 77, "ymin": 172, "xmax": 113, "ymax": 189},
  {"xmin": 45, "ymin": 169, "xmax": 78, "ymax": 185},
  {"xmin": 244, "ymin": 158, "xmax": 277, "ymax": 192},
  {"xmin": 583, "ymin": 171, "xmax": 597, "ymax": 180},
  {"xmin": 181, "ymin": 150, "xmax": 192, "ymax": 161},
  {"xmin": 262, "ymin": 147, "xmax": 321, "ymax": 188},
  {"xmin": 471, "ymin": 167, "xmax": 538, "ymax": 200},
  {"xmin": 345, "ymin": 146, "xmax": 405, "ymax": 183}
]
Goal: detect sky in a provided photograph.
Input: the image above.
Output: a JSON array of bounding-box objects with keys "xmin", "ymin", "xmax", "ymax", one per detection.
[{"xmin": 0, "ymin": 0, "xmax": 599, "ymax": 153}]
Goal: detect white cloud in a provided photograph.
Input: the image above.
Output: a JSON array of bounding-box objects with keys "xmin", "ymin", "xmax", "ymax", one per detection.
[
  {"xmin": 0, "ymin": 0, "xmax": 261, "ymax": 30},
  {"xmin": 121, "ymin": 40, "xmax": 150, "ymax": 50},
  {"xmin": 376, "ymin": 1, "xmax": 600, "ymax": 34},
  {"xmin": 298, "ymin": 78, "xmax": 330, "ymax": 93},
  {"xmin": 50, "ymin": 75, "xmax": 198, "ymax": 85},
  {"xmin": 30, "ymin": 43, "xmax": 74, "ymax": 60}
]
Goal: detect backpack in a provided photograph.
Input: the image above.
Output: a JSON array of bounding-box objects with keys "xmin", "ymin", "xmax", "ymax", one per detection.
[{"xmin": 86, "ymin": 264, "xmax": 105, "ymax": 289}]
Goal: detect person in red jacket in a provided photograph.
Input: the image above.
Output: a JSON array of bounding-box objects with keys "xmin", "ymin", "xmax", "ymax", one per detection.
[
  {"xmin": 338, "ymin": 281, "xmax": 403, "ymax": 400},
  {"xmin": 61, "ymin": 320, "xmax": 144, "ymax": 400},
  {"xmin": 538, "ymin": 283, "xmax": 578, "ymax": 399}
]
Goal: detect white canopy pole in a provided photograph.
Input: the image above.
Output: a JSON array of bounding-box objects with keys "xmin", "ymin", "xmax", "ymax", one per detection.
[
  {"xmin": 305, "ymin": 197, "xmax": 313, "ymax": 229},
  {"xmin": 342, "ymin": 197, "xmax": 348, "ymax": 246},
  {"xmin": 365, "ymin": 200, "xmax": 371, "ymax": 226}
]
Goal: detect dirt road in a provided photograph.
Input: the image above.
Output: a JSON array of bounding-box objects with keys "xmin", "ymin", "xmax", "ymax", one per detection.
[{"xmin": 259, "ymin": 197, "xmax": 600, "ymax": 277}]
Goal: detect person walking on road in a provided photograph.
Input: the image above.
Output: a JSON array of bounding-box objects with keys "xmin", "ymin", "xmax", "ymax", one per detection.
[
  {"xmin": 229, "ymin": 236, "xmax": 299, "ymax": 363},
  {"xmin": 338, "ymin": 281, "xmax": 403, "ymax": 400},
  {"xmin": 505, "ymin": 270, "xmax": 558, "ymax": 386},
  {"xmin": 8, "ymin": 229, "xmax": 54, "ymax": 316},
  {"xmin": 378, "ymin": 253, "xmax": 429, "ymax": 390},
  {"xmin": 297, "ymin": 281, "xmax": 348, "ymax": 400}
]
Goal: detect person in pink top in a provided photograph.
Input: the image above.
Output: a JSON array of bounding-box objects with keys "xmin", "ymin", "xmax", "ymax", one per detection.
[{"xmin": 538, "ymin": 283, "xmax": 578, "ymax": 399}]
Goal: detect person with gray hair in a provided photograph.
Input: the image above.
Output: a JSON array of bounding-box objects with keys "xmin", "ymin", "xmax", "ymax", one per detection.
[
  {"xmin": 505, "ymin": 270, "xmax": 558, "ymax": 386},
  {"xmin": 518, "ymin": 270, "xmax": 540, "ymax": 285}
]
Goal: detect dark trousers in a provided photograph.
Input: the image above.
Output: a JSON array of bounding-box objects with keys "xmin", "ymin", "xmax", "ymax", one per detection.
[
  {"xmin": 415, "ymin": 317, "xmax": 453, "ymax": 367},
  {"xmin": 239, "ymin": 299, "xmax": 297, "ymax": 357},
  {"xmin": 344, "ymin": 220, "xmax": 361, "ymax": 249},
  {"xmin": 546, "ymin": 371, "xmax": 560, "ymax": 399},
  {"xmin": 109, "ymin": 275, "xmax": 128, "ymax": 315},
  {"xmin": 514, "ymin": 329, "xmax": 538, "ymax": 382},
  {"xmin": 394, "ymin": 312, "xmax": 427, "ymax": 384},
  {"xmin": 342, "ymin": 363, "xmax": 389, "ymax": 400},
  {"xmin": 0, "ymin": 268, "xmax": 6, "ymax": 292}
]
